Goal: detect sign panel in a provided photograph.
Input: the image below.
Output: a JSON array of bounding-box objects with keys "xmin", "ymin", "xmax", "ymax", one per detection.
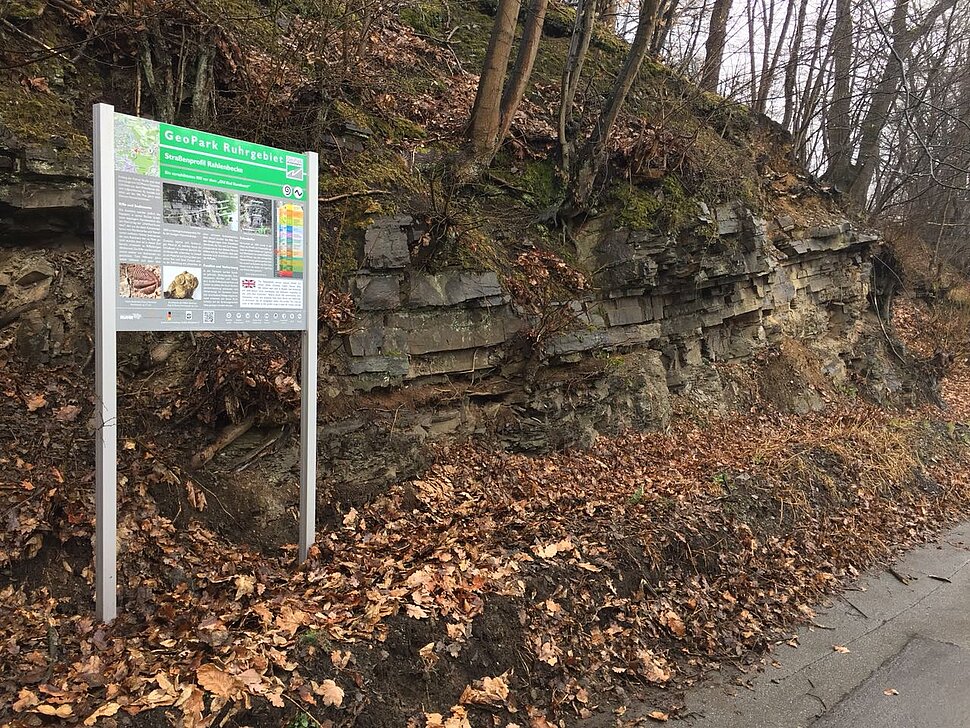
[
  {"xmin": 93, "ymin": 104, "xmax": 319, "ymax": 622},
  {"xmin": 110, "ymin": 112, "xmax": 311, "ymax": 330}
]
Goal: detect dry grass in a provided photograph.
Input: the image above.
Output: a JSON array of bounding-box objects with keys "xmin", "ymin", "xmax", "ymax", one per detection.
[
  {"xmin": 751, "ymin": 409, "xmax": 920, "ymax": 507},
  {"xmin": 946, "ymin": 284, "xmax": 970, "ymax": 309}
]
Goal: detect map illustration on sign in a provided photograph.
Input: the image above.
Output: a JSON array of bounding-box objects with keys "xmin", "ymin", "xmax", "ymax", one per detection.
[
  {"xmin": 109, "ymin": 112, "xmax": 311, "ymax": 331},
  {"xmin": 114, "ymin": 114, "xmax": 160, "ymax": 176}
]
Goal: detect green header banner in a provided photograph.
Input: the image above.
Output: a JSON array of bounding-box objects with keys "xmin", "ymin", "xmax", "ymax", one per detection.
[{"xmin": 113, "ymin": 113, "xmax": 308, "ymax": 200}]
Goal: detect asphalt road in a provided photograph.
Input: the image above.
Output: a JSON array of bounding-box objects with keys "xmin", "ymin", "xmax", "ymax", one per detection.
[{"xmin": 678, "ymin": 521, "xmax": 970, "ymax": 728}]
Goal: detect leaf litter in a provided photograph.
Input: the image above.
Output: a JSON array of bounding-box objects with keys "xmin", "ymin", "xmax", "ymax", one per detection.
[{"xmin": 3, "ymin": 303, "xmax": 970, "ymax": 725}]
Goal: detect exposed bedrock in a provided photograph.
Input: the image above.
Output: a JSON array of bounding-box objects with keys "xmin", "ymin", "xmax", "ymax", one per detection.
[{"xmin": 0, "ymin": 137, "xmax": 900, "ymax": 502}]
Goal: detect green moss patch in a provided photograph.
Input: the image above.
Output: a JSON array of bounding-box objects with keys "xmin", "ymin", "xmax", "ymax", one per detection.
[{"xmin": 0, "ymin": 87, "xmax": 89, "ymax": 157}]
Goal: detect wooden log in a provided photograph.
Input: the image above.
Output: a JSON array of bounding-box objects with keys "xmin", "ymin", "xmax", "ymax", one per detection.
[{"xmin": 190, "ymin": 415, "xmax": 255, "ymax": 469}]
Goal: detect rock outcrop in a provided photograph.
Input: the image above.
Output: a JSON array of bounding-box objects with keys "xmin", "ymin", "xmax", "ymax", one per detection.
[
  {"xmin": 0, "ymin": 133, "xmax": 887, "ymax": 497},
  {"xmin": 331, "ymin": 209, "xmax": 878, "ymax": 448}
]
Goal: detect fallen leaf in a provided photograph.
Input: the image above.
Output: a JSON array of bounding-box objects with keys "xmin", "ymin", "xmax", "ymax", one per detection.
[
  {"xmin": 197, "ymin": 664, "xmax": 237, "ymax": 698},
  {"xmin": 266, "ymin": 687, "xmax": 285, "ymax": 708},
  {"xmin": 26, "ymin": 393, "xmax": 47, "ymax": 411},
  {"xmin": 648, "ymin": 710, "xmax": 669, "ymax": 722},
  {"xmin": 833, "ymin": 644, "xmax": 851, "ymax": 654},
  {"xmin": 26, "ymin": 76, "xmax": 50, "ymax": 92},
  {"xmin": 884, "ymin": 688, "xmax": 899, "ymax": 696},
  {"xmin": 406, "ymin": 603, "xmax": 429, "ymax": 619},
  {"xmin": 83, "ymin": 701, "xmax": 121, "ymax": 726},
  {"xmin": 12, "ymin": 689, "xmax": 38, "ymax": 712},
  {"xmin": 459, "ymin": 672, "xmax": 510, "ymax": 706},
  {"xmin": 35, "ymin": 704, "xmax": 73, "ymax": 718},
  {"xmin": 444, "ymin": 705, "xmax": 471, "ymax": 728},
  {"xmin": 234, "ymin": 574, "xmax": 256, "ymax": 599},
  {"xmin": 662, "ymin": 610, "xmax": 686, "ymax": 638},
  {"xmin": 318, "ymin": 679, "xmax": 344, "ymax": 707},
  {"xmin": 55, "ymin": 404, "xmax": 81, "ymax": 422}
]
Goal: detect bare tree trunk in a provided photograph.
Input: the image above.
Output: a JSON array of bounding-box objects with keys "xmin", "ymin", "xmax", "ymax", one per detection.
[
  {"xmin": 755, "ymin": 0, "xmax": 796, "ymax": 115},
  {"xmin": 932, "ymin": 189, "xmax": 953, "ymax": 277},
  {"xmin": 569, "ymin": 0, "xmax": 663, "ymax": 211},
  {"xmin": 494, "ymin": 0, "xmax": 550, "ymax": 154},
  {"xmin": 746, "ymin": 2, "xmax": 758, "ymax": 106},
  {"xmin": 847, "ymin": 0, "xmax": 958, "ymax": 206},
  {"xmin": 781, "ymin": 0, "xmax": 810, "ymax": 128},
  {"xmin": 652, "ymin": 0, "xmax": 681, "ymax": 54},
  {"xmin": 139, "ymin": 17, "xmax": 176, "ymax": 123},
  {"xmin": 468, "ymin": 0, "xmax": 521, "ymax": 158},
  {"xmin": 822, "ymin": 0, "xmax": 854, "ymax": 187},
  {"xmin": 559, "ymin": 0, "xmax": 597, "ymax": 174},
  {"xmin": 191, "ymin": 43, "xmax": 214, "ymax": 127},
  {"xmin": 678, "ymin": 0, "xmax": 709, "ymax": 76},
  {"xmin": 700, "ymin": 0, "xmax": 734, "ymax": 91},
  {"xmin": 792, "ymin": 0, "xmax": 834, "ymax": 164},
  {"xmin": 598, "ymin": 0, "xmax": 620, "ymax": 33}
]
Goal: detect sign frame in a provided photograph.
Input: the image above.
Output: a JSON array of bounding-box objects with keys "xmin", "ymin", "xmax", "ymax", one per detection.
[{"xmin": 93, "ymin": 104, "xmax": 318, "ymax": 622}]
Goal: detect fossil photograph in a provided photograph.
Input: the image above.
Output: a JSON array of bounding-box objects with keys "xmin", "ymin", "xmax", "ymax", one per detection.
[
  {"xmin": 118, "ymin": 263, "xmax": 161, "ymax": 299},
  {"xmin": 239, "ymin": 195, "xmax": 272, "ymax": 235},
  {"xmin": 162, "ymin": 182, "xmax": 238, "ymax": 230},
  {"xmin": 162, "ymin": 266, "xmax": 201, "ymax": 300}
]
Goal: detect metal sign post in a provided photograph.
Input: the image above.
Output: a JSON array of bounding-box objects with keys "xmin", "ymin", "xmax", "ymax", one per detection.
[
  {"xmin": 92, "ymin": 104, "xmax": 318, "ymax": 621},
  {"xmin": 299, "ymin": 152, "xmax": 318, "ymax": 564},
  {"xmin": 93, "ymin": 104, "xmax": 118, "ymax": 623}
]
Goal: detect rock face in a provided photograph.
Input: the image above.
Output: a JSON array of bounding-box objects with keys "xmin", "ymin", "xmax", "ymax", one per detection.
[
  {"xmin": 341, "ymin": 212, "xmax": 875, "ymax": 393},
  {"xmin": 0, "ymin": 133, "xmax": 885, "ymax": 491},
  {"xmin": 0, "ymin": 133, "xmax": 92, "ymax": 247}
]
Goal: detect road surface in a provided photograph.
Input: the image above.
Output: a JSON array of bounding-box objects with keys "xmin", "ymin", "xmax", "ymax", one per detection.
[{"xmin": 680, "ymin": 521, "xmax": 970, "ymax": 728}]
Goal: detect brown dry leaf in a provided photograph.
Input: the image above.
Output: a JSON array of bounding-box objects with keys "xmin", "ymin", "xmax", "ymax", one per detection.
[
  {"xmin": 275, "ymin": 605, "xmax": 308, "ymax": 635},
  {"xmin": 83, "ymin": 701, "xmax": 121, "ymax": 726},
  {"xmin": 425, "ymin": 714, "xmax": 445, "ymax": 728},
  {"xmin": 186, "ymin": 480, "xmax": 208, "ymax": 511},
  {"xmin": 419, "ymin": 642, "xmax": 439, "ymax": 668},
  {"xmin": 662, "ymin": 610, "xmax": 686, "ymax": 638},
  {"xmin": 833, "ymin": 644, "xmax": 851, "ymax": 654},
  {"xmin": 459, "ymin": 672, "xmax": 510, "ymax": 706},
  {"xmin": 537, "ymin": 641, "xmax": 559, "ymax": 666},
  {"xmin": 36, "ymin": 704, "xmax": 73, "ymax": 718},
  {"xmin": 648, "ymin": 711, "xmax": 669, "ymax": 722},
  {"xmin": 54, "ymin": 404, "xmax": 81, "ymax": 422},
  {"xmin": 25, "ymin": 76, "xmax": 50, "ymax": 92},
  {"xmin": 526, "ymin": 706, "xmax": 555, "ymax": 728},
  {"xmin": 406, "ymin": 603, "xmax": 429, "ymax": 619},
  {"xmin": 12, "ymin": 689, "xmax": 38, "ymax": 712},
  {"xmin": 318, "ymin": 679, "xmax": 344, "ymax": 707},
  {"xmin": 884, "ymin": 688, "xmax": 899, "ymax": 696},
  {"xmin": 234, "ymin": 574, "xmax": 256, "ymax": 599},
  {"xmin": 25, "ymin": 393, "xmax": 47, "ymax": 411},
  {"xmin": 640, "ymin": 651, "xmax": 672, "ymax": 684},
  {"xmin": 176, "ymin": 684, "xmax": 205, "ymax": 728},
  {"xmin": 331, "ymin": 649, "xmax": 352, "ymax": 669},
  {"xmin": 444, "ymin": 706, "xmax": 472, "ymax": 728},
  {"xmin": 197, "ymin": 664, "xmax": 237, "ymax": 698},
  {"xmin": 532, "ymin": 543, "xmax": 559, "ymax": 559},
  {"xmin": 532, "ymin": 539, "xmax": 573, "ymax": 559}
]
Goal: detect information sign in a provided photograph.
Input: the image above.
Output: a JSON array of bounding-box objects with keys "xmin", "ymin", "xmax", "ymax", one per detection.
[
  {"xmin": 93, "ymin": 104, "xmax": 319, "ymax": 621},
  {"xmin": 108, "ymin": 112, "xmax": 311, "ymax": 330}
]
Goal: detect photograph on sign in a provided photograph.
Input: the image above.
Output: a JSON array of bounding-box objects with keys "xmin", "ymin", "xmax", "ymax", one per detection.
[{"xmin": 110, "ymin": 112, "xmax": 309, "ymax": 331}]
